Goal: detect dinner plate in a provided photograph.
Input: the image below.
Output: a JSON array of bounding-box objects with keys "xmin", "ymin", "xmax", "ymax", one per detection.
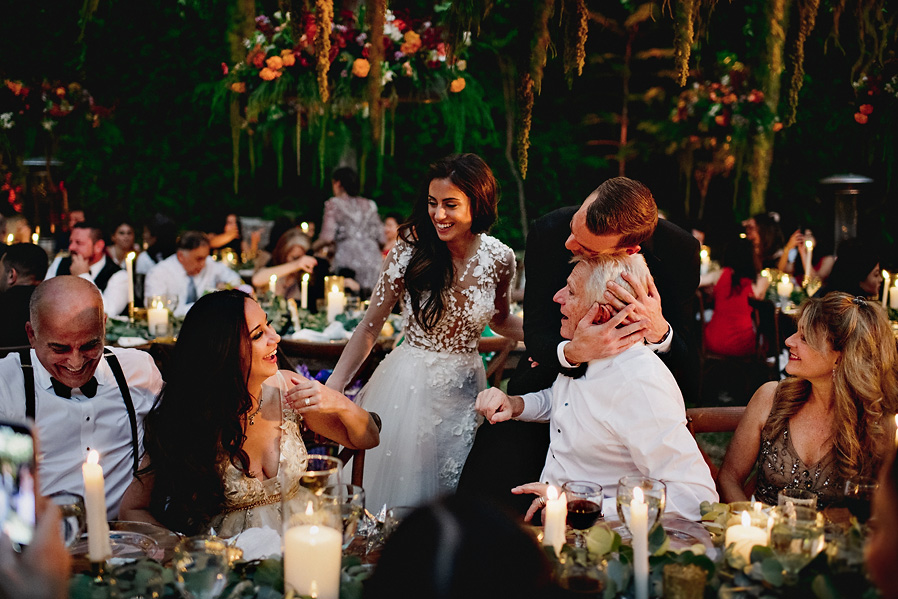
[{"xmin": 70, "ymin": 521, "xmax": 179, "ymax": 561}]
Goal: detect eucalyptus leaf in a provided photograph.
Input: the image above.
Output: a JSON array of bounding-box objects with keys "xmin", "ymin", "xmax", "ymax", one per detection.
[{"xmin": 760, "ymin": 557, "xmax": 784, "ymax": 586}]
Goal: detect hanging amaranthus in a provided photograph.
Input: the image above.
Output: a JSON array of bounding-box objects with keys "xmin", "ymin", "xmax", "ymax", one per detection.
[
  {"xmin": 530, "ymin": 0, "xmax": 556, "ymax": 94},
  {"xmin": 366, "ymin": 0, "xmax": 386, "ymax": 147},
  {"xmin": 561, "ymin": 0, "xmax": 588, "ymax": 89},
  {"xmin": 668, "ymin": 0, "xmax": 698, "ymax": 86},
  {"xmin": 446, "ymin": 0, "xmax": 494, "ymax": 62},
  {"xmin": 785, "ymin": 0, "xmax": 819, "ymax": 126},
  {"xmin": 314, "ymin": 0, "xmax": 334, "ymax": 103},
  {"xmin": 516, "ymin": 73, "xmax": 534, "ymax": 178}
]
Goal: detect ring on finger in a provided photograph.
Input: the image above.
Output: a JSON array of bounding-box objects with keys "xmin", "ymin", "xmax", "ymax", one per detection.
[
  {"xmin": 305, "ymin": 398, "xmax": 311, "ymax": 407},
  {"xmin": 537, "ymin": 496, "xmax": 547, "ymax": 507}
]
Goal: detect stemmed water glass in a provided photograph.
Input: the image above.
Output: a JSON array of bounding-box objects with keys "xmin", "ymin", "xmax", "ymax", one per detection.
[
  {"xmin": 171, "ymin": 536, "xmax": 230, "ymax": 599},
  {"xmin": 615, "ymin": 476, "xmax": 666, "ymax": 539},
  {"xmin": 300, "ymin": 455, "xmax": 343, "ymax": 495},
  {"xmin": 562, "ymin": 481, "xmax": 604, "ymax": 548},
  {"xmin": 321, "ymin": 484, "xmax": 366, "ymax": 550},
  {"xmin": 768, "ymin": 505, "xmax": 826, "ymax": 585}
]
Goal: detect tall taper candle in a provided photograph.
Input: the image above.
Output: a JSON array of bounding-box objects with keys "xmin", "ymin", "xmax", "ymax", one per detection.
[
  {"xmin": 82, "ymin": 450, "xmax": 111, "ymax": 561},
  {"xmin": 631, "ymin": 486, "xmax": 649, "ymax": 599}
]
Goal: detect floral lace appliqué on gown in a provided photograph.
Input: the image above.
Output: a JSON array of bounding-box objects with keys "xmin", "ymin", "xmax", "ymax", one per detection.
[{"xmin": 351, "ymin": 234, "xmax": 515, "ymax": 511}]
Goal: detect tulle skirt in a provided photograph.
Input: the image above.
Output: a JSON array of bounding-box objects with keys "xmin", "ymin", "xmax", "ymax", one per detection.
[{"xmin": 353, "ymin": 343, "xmax": 486, "ymax": 513}]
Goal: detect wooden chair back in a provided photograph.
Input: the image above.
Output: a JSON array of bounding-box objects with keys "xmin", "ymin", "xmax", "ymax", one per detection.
[
  {"xmin": 685, "ymin": 406, "xmax": 746, "ymax": 480},
  {"xmin": 337, "ymin": 412, "xmax": 383, "ymax": 487},
  {"xmin": 477, "ymin": 335, "xmax": 516, "ymax": 387}
]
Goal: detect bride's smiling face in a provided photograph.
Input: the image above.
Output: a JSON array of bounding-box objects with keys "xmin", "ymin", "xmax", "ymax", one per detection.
[
  {"xmin": 428, "ymin": 178, "xmax": 474, "ymax": 244},
  {"xmin": 244, "ymin": 299, "xmax": 280, "ymax": 388}
]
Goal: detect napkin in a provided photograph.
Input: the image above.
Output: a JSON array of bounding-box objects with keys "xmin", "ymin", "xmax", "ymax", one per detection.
[
  {"xmin": 231, "ymin": 525, "xmax": 282, "ymax": 560},
  {"xmin": 116, "ymin": 336, "xmax": 149, "ymax": 348},
  {"xmin": 288, "ymin": 321, "xmax": 351, "ymax": 342}
]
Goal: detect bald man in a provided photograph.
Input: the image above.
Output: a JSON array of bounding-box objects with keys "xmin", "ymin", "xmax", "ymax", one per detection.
[{"xmin": 0, "ymin": 276, "xmax": 163, "ymax": 518}]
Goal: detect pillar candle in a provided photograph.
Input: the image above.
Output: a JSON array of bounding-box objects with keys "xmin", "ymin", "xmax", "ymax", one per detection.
[
  {"xmin": 883, "ymin": 271, "xmax": 891, "ymax": 309},
  {"xmin": 326, "ymin": 286, "xmax": 345, "ymax": 323},
  {"xmin": 725, "ymin": 510, "xmax": 768, "ymax": 562},
  {"xmin": 82, "ymin": 450, "xmax": 111, "ymax": 561},
  {"xmin": 147, "ymin": 300, "xmax": 168, "ymax": 337},
  {"xmin": 301, "ymin": 273, "xmax": 309, "ymax": 309},
  {"xmin": 631, "ymin": 486, "xmax": 649, "ymax": 599},
  {"xmin": 890, "ymin": 283, "xmax": 898, "ymax": 311},
  {"xmin": 283, "ymin": 524, "xmax": 342, "ymax": 599},
  {"xmin": 269, "ymin": 274, "xmax": 278, "ymax": 295},
  {"xmin": 776, "ymin": 276, "xmax": 793, "ymax": 299},
  {"xmin": 542, "ymin": 485, "xmax": 567, "ymax": 555},
  {"xmin": 803, "ymin": 239, "xmax": 814, "ymax": 280},
  {"xmin": 125, "ymin": 252, "xmax": 136, "ymax": 313}
]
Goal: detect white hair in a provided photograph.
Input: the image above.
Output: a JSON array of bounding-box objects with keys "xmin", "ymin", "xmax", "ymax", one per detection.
[{"xmin": 574, "ymin": 253, "xmax": 651, "ymax": 306}]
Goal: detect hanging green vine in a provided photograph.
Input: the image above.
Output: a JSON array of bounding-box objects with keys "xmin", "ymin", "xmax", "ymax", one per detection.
[
  {"xmin": 530, "ymin": 0, "xmax": 556, "ymax": 94},
  {"xmin": 516, "ymin": 73, "xmax": 534, "ymax": 178},
  {"xmin": 668, "ymin": 0, "xmax": 698, "ymax": 86},
  {"xmin": 785, "ymin": 0, "xmax": 819, "ymax": 126},
  {"xmin": 561, "ymin": 0, "xmax": 588, "ymax": 89},
  {"xmin": 315, "ymin": 0, "xmax": 334, "ymax": 103}
]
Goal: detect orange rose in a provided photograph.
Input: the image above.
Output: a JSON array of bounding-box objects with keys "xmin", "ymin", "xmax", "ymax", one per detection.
[
  {"xmin": 259, "ymin": 68, "xmax": 278, "ymax": 81},
  {"xmin": 772, "ymin": 122, "xmax": 784, "ymax": 132},
  {"xmin": 280, "ymin": 50, "xmax": 296, "ymax": 67},
  {"xmin": 723, "ymin": 93, "xmax": 738, "ymax": 104},
  {"xmin": 854, "ymin": 112, "xmax": 868, "ymax": 124},
  {"xmin": 352, "ymin": 58, "xmax": 371, "ymax": 78},
  {"xmin": 266, "ymin": 55, "xmax": 284, "ymax": 70},
  {"xmin": 859, "ymin": 104, "xmax": 874, "ymax": 115},
  {"xmin": 5, "ymin": 80, "xmax": 23, "ymax": 95},
  {"xmin": 55, "ymin": 87, "xmax": 66, "ymax": 97},
  {"xmin": 400, "ymin": 31, "xmax": 422, "ymax": 54},
  {"xmin": 449, "ymin": 77, "xmax": 466, "ymax": 93},
  {"xmin": 230, "ymin": 82, "xmax": 247, "ymax": 93}
]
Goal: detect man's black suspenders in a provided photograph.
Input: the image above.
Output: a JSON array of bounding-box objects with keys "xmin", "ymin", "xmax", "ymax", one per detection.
[{"xmin": 20, "ymin": 347, "xmax": 141, "ymax": 475}]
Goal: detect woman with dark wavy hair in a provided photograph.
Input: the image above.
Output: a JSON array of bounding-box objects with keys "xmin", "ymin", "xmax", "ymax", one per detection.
[
  {"xmin": 718, "ymin": 292, "xmax": 898, "ymax": 507},
  {"xmin": 325, "ymin": 153, "xmax": 523, "ymax": 511},
  {"xmin": 119, "ymin": 290, "xmax": 379, "ymax": 535}
]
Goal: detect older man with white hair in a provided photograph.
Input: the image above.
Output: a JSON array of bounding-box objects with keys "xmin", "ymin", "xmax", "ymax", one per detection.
[{"xmin": 475, "ymin": 253, "xmax": 716, "ymax": 520}]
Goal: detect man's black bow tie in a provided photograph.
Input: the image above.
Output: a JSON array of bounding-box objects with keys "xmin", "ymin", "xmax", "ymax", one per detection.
[{"xmin": 50, "ymin": 376, "xmax": 98, "ymax": 399}]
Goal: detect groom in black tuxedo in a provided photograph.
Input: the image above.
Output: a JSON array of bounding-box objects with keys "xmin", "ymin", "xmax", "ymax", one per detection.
[{"xmin": 458, "ymin": 177, "xmax": 701, "ymax": 514}]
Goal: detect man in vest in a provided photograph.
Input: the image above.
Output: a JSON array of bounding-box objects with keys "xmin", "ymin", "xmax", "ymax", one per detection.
[
  {"xmin": 0, "ymin": 276, "xmax": 163, "ymax": 518},
  {"xmin": 45, "ymin": 222, "xmax": 120, "ymax": 292}
]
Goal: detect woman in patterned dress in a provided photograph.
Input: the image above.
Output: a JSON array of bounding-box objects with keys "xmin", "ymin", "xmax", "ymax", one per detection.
[
  {"xmin": 718, "ymin": 293, "xmax": 898, "ymax": 507},
  {"xmin": 326, "ymin": 154, "xmax": 523, "ymax": 512}
]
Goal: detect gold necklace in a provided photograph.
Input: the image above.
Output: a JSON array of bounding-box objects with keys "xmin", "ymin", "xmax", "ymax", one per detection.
[{"xmin": 247, "ymin": 397, "xmax": 263, "ymax": 426}]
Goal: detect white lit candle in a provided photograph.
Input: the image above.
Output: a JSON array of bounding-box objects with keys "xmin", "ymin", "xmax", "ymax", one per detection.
[
  {"xmin": 269, "ymin": 274, "xmax": 278, "ymax": 295},
  {"xmin": 890, "ymin": 282, "xmax": 898, "ymax": 311},
  {"xmin": 31, "ymin": 232, "xmax": 39, "ymax": 244},
  {"xmin": 301, "ymin": 273, "xmax": 309, "ymax": 310},
  {"xmin": 803, "ymin": 238, "xmax": 814, "ymax": 281},
  {"xmin": 725, "ymin": 510, "xmax": 768, "ymax": 562},
  {"xmin": 82, "ymin": 450, "xmax": 111, "ymax": 562},
  {"xmin": 631, "ymin": 486, "xmax": 649, "ymax": 599},
  {"xmin": 125, "ymin": 251, "xmax": 136, "ymax": 313},
  {"xmin": 5, "ymin": 233, "xmax": 12, "ymax": 244},
  {"xmin": 776, "ymin": 275, "xmax": 793, "ymax": 299},
  {"xmin": 883, "ymin": 271, "xmax": 891, "ymax": 309},
  {"xmin": 542, "ymin": 485, "xmax": 567, "ymax": 555},
  {"xmin": 147, "ymin": 300, "xmax": 168, "ymax": 337},
  {"xmin": 326, "ymin": 285, "xmax": 345, "ymax": 323},
  {"xmin": 300, "ymin": 221, "xmax": 309, "ymax": 233},
  {"xmin": 283, "ymin": 524, "xmax": 342, "ymax": 599},
  {"xmin": 700, "ymin": 246, "xmax": 710, "ymax": 276}
]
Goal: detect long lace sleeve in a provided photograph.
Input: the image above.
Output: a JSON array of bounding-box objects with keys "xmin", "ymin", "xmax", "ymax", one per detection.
[
  {"xmin": 318, "ymin": 198, "xmax": 338, "ymax": 244},
  {"xmin": 325, "ymin": 239, "xmax": 411, "ymax": 392}
]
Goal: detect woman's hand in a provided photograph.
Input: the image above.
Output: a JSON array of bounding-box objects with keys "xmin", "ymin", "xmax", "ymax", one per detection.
[
  {"xmin": 293, "ymin": 255, "xmax": 317, "ymax": 273},
  {"xmin": 285, "ymin": 375, "xmax": 350, "ymax": 415},
  {"xmin": 512, "ymin": 482, "xmax": 550, "ymax": 522}
]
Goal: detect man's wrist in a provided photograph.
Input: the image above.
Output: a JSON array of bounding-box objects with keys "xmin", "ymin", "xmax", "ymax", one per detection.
[{"xmin": 646, "ymin": 324, "xmax": 672, "ymax": 346}]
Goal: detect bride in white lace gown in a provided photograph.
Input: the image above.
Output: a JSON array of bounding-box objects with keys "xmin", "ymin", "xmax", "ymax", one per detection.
[{"xmin": 326, "ymin": 154, "xmax": 523, "ymax": 511}]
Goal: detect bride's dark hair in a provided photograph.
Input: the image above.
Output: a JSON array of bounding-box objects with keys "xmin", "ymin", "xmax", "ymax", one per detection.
[
  {"xmin": 140, "ymin": 289, "xmax": 254, "ymax": 534},
  {"xmin": 399, "ymin": 153, "xmax": 499, "ymax": 331}
]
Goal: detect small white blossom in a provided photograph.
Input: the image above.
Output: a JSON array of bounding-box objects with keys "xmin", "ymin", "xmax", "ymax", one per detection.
[
  {"xmin": 0, "ymin": 113, "xmax": 14, "ymax": 129},
  {"xmin": 42, "ymin": 119, "xmax": 55, "ymax": 131}
]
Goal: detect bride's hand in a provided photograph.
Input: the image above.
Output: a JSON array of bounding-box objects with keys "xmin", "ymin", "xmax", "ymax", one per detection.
[{"xmin": 285, "ymin": 375, "xmax": 349, "ymax": 415}]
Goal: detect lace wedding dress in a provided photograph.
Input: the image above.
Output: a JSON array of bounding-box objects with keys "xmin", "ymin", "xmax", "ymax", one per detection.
[
  {"xmin": 332, "ymin": 234, "xmax": 516, "ymax": 512},
  {"xmin": 209, "ymin": 372, "xmax": 309, "ymax": 537}
]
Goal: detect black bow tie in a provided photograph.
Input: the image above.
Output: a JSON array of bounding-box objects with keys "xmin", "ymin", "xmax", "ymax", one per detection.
[{"xmin": 50, "ymin": 377, "xmax": 98, "ymax": 399}]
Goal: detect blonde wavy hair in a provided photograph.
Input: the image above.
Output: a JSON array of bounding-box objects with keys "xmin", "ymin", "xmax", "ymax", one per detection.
[{"xmin": 766, "ymin": 292, "xmax": 898, "ymax": 480}]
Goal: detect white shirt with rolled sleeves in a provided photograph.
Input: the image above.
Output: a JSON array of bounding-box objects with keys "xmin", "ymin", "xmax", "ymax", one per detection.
[
  {"xmin": 144, "ymin": 254, "xmax": 243, "ymax": 317},
  {"xmin": 517, "ymin": 343, "xmax": 717, "ymax": 520},
  {"xmin": 0, "ymin": 348, "xmax": 163, "ymax": 519}
]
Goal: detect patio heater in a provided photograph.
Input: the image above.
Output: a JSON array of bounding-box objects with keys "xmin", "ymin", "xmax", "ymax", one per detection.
[{"xmin": 818, "ymin": 173, "xmax": 873, "ymax": 250}]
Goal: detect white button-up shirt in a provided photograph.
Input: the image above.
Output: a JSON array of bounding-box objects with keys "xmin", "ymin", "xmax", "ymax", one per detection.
[
  {"xmin": 46, "ymin": 254, "xmax": 111, "ymax": 282},
  {"xmin": 144, "ymin": 254, "xmax": 243, "ymax": 316},
  {"xmin": 517, "ymin": 343, "xmax": 717, "ymax": 520},
  {"xmin": 0, "ymin": 348, "xmax": 163, "ymax": 519}
]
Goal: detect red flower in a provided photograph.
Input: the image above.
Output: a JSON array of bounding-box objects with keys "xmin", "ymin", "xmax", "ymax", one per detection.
[
  {"xmin": 859, "ymin": 104, "xmax": 874, "ymax": 115},
  {"xmin": 221, "ymin": 62, "xmax": 229, "ymax": 75},
  {"xmin": 854, "ymin": 112, "xmax": 868, "ymax": 124}
]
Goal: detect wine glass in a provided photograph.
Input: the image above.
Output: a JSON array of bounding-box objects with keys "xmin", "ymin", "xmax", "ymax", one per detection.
[
  {"xmin": 171, "ymin": 536, "xmax": 230, "ymax": 599},
  {"xmin": 777, "ymin": 488, "xmax": 818, "ymax": 510},
  {"xmin": 842, "ymin": 476, "xmax": 878, "ymax": 524},
  {"xmin": 47, "ymin": 491, "xmax": 85, "ymax": 548},
  {"xmin": 562, "ymin": 481, "xmax": 604, "ymax": 548},
  {"xmin": 615, "ymin": 476, "xmax": 666, "ymax": 538},
  {"xmin": 300, "ymin": 455, "xmax": 343, "ymax": 495},
  {"xmin": 321, "ymin": 484, "xmax": 365, "ymax": 550},
  {"xmin": 768, "ymin": 505, "xmax": 826, "ymax": 584}
]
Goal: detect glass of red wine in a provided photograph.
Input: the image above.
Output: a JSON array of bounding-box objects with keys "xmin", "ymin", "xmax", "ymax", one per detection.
[
  {"xmin": 843, "ymin": 476, "xmax": 878, "ymax": 524},
  {"xmin": 562, "ymin": 481, "xmax": 604, "ymax": 548}
]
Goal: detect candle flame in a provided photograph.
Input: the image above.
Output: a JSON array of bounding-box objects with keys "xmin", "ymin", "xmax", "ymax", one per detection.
[
  {"xmin": 309, "ymin": 581, "xmax": 319, "ymax": 598},
  {"xmin": 306, "ymin": 501, "xmax": 314, "ymax": 516},
  {"xmin": 884, "ymin": 271, "xmax": 891, "ymax": 282},
  {"xmin": 300, "ymin": 222, "xmax": 309, "ymax": 233},
  {"xmin": 6, "ymin": 234, "xmax": 13, "ymax": 244},
  {"xmin": 753, "ymin": 501, "xmax": 762, "ymax": 513},
  {"xmin": 302, "ymin": 273, "xmax": 310, "ymax": 282},
  {"xmin": 32, "ymin": 233, "xmax": 39, "ymax": 244},
  {"xmin": 87, "ymin": 449, "xmax": 100, "ymax": 465},
  {"xmin": 546, "ymin": 486, "xmax": 558, "ymax": 501},
  {"xmin": 270, "ymin": 274, "xmax": 277, "ymax": 283},
  {"xmin": 633, "ymin": 486, "xmax": 644, "ymax": 504},
  {"xmin": 331, "ymin": 284, "xmax": 339, "ymax": 293},
  {"xmin": 804, "ymin": 239, "xmax": 814, "ymax": 249},
  {"xmin": 739, "ymin": 233, "xmax": 747, "ymax": 239},
  {"xmin": 761, "ymin": 269, "xmax": 769, "ymax": 279},
  {"xmin": 126, "ymin": 251, "xmax": 136, "ymax": 262},
  {"xmin": 741, "ymin": 510, "xmax": 751, "ymax": 527},
  {"xmin": 153, "ymin": 300, "xmax": 164, "ymax": 310},
  {"xmin": 781, "ymin": 274, "xmax": 790, "ymax": 284}
]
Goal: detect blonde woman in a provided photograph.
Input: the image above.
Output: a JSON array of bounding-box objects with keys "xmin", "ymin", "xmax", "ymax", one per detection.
[{"xmin": 718, "ymin": 292, "xmax": 898, "ymax": 507}]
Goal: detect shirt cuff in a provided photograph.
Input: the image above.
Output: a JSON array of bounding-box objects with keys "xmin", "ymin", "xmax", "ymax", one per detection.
[
  {"xmin": 645, "ymin": 323, "xmax": 673, "ymax": 353},
  {"xmin": 557, "ymin": 341, "xmax": 579, "ymax": 368}
]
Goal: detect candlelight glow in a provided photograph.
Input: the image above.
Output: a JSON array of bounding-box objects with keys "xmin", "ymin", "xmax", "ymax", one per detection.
[
  {"xmin": 306, "ymin": 501, "xmax": 314, "ymax": 516},
  {"xmin": 741, "ymin": 510, "xmax": 751, "ymax": 527},
  {"xmin": 127, "ymin": 251, "xmax": 136, "ymax": 261},
  {"xmin": 31, "ymin": 232, "xmax": 39, "ymax": 244},
  {"xmin": 6, "ymin": 234, "xmax": 13, "ymax": 244},
  {"xmin": 270, "ymin": 274, "xmax": 277, "ymax": 283},
  {"xmin": 753, "ymin": 501, "xmax": 762, "ymax": 513},
  {"xmin": 633, "ymin": 486, "xmax": 644, "ymax": 504},
  {"xmin": 300, "ymin": 222, "xmax": 309, "ymax": 233},
  {"xmin": 302, "ymin": 273, "xmax": 310, "ymax": 282},
  {"xmin": 781, "ymin": 274, "xmax": 790, "ymax": 284},
  {"xmin": 546, "ymin": 485, "xmax": 558, "ymax": 501},
  {"xmin": 331, "ymin": 284, "xmax": 339, "ymax": 293},
  {"xmin": 87, "ymin": 449, "xmax": 99, "ymax": 465}
]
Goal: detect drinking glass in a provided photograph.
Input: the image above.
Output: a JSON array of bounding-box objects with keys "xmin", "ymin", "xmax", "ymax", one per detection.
[
  {"xmin": 171, "ymin": 536, "xmax": 230, "ymax": 599},
  {"xmin": 562, "ymin": 481, "xmax": 604, "ymax": 548},
  {"xmin": 321, "ymin": 484, "xmax": 365, "ymax": 550},
  {"xmin": 616, "ymin": 476, "xmax": 666, "ymax": 537},
  {"xmin": 777, "ymin": 488, "xmax": 818, "ymax": 510},
  {"xmin": 384, "ymin": 506, "xmax": 416, "ymax": 538},
  {"xmin": 300, "ymin": 455, "xmax": 343, "ymax": 495},
  {"xmin": 48, "ymin": 491, "xmax": 85, "ymax": 548},
  {"xmin": 842, "ymin": 476, "xmax": 878, "ymax": 524},
  {"xmin": 768, "ymin": 505, "xmax": 826, "ymax": 584}
]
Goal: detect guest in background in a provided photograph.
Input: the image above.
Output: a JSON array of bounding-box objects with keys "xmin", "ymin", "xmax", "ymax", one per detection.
[
  {"xmin": 364, "ymin": 494, "xmax": 559, "ymax": 599},
  {"xmin": 253, "ymin": 215, "xmax": 296, "ymax": 272},
  {"xmin": 135, "ymin": 213, "xmax": 177, "ymax": 275},
  {"xmin": 144, "ymin": 231, "xmax": 243, "ymax": 317},
  {"xmin": 866, "ymin": 445, "xmax": 898, "ymax": 599},
  {"xmin": 0, "ymin": 243, "xmax": 48, "ymax": 346},
  {"xmin": 45, "ymin": 222, "xmax": 120, "ymax": 293},
  {"xmin": 777, "ymin": 228, "xmax": 835, "ymax": 282},
  {"xmin": 3, "ymin": 214, "xmax": 32, "ymax": 244},
  {"xmin": 703, "ymin": 236, "xmax": 770, "ymax": 357},
  {"xmin": 52, "ymin": 208, "xmax": 85, "ymax": 254},
  {"xmin": 813, "ymin": 237, "xmax": 882, "ymax": 299},
  {"xmin": 743, "ymin": 212, "xmax": 785, "ymax": 269},
  {"xmin": 381, "ymin": 212, "xmax": 402, "ymax": 257},
  {"xmin": 106, "ymin": 218, "xmax": 139, "ymax": 268},
  {"xmin": 314, "ymin": 166, "xmax": 385, "ymax": 297},
  {"xmin": 208, "ymin": 212, "xmax": 261, "ymax": 261},
  {"xmin": 718, "ymin": 293, "xmax": 898, "ymax": 507},
  {"xmin": 251, "ymin": 227, "xmax": 320, "ymax": 303}
]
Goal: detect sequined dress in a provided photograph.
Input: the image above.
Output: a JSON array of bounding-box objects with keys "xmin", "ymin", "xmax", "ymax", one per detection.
[
  {"xmin": 209, "ymin": 372, "xmax": 309, "ymax": 537},
  {"xmin": 318, "ymin": 195, "xmax": 385, "ymax": 293},
  {"xmin": 754, "ymin": 421, "xmax": 840, "ymax": 508},
  {"xmin": 346, "ymin": 235, "xmax": 515, "ymax": 512}
]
